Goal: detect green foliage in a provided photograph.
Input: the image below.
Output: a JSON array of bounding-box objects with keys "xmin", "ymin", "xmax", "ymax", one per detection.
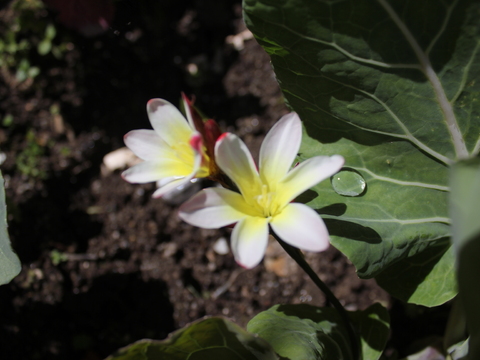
[
  {"xmin": 447, "ymin": 339, "xmax": 470, "ymax": 360},
  {"xmin": 348, "ymin": 303, "xmax": 390, "ymax": 360},
  {"xmin": 16, "ymin": 130, "xmax": 46, "ymax": 179},
  {"xmin": 37, "ymin": 24, "xmax": 56, "ymax": 56},
  {"xmin": 0, "ymin": 171, "xmax": 21, "ymax": 285},
  {"xmin": 2, "ymin": 114, "xmax": 14, "ymax": 127},
  {"xmin": 11, "ymin": 0, "xmax": 44, "ymax": 11},
  {"xmin": 0, "ymin": 25, "xmax": 32, "ymax": 73},
  {"xmin": 50, "ymin": 250, "xmax": 68, "ymax": 266},
  {"xmin": 247, "ymin": 303, "xmax": 389, "ymax": 360},
  {"xmin": 375, "ymin": 239, "xmax": 456, "ymax": 306},
  {"xmin": 243, "ymin": 0, "xmax": 480, "ymax": 306},
  {"xmin": 450, "ymin": 158, "xmax": 480, "ymax": 360},
  {"xmin": 0, "ymin": 1, "xmax": 42, "ymax": 79},
  {"xmin": 248, "ymin": 304, "xmax": 352, "ymax": 360},
  {"xmin": 297, "ymin": 134, "xmax": 454, "ymax": 306},
  {"xmin": 106, "ymin": 317, "xmax": 279, "ymax": 360},
  {"xmin": 0, "ymin": 0, "xmax": 67, "ymax": 83},
  {"xmin": 106, "ymin": 304, "xmax": 390, "ymax": 360},
  {"xmin": 15, "ymin": 58, "xmax": 40, "ymax": 82}
]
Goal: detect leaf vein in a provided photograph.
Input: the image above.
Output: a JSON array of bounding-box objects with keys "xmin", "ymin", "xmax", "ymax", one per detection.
[
  {"xmin": 426, "ymin": 0, "xmax": 459, "ymax": 55},
  {"xmin": 359, "ymin": 168, "xmax": 449, "ymax": 191},
  {"xmin": 377, "ymin": 0, "xmax": 468, "ymax": 159},
  {"xmin": 328, "ymin": 216, "xmax": 451, "ymax": 225}
]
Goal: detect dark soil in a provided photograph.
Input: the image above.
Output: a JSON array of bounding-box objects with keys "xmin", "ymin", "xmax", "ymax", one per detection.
[{"xmin": 0, "ymin": 1, "xmax": 390, "ymax": 359}]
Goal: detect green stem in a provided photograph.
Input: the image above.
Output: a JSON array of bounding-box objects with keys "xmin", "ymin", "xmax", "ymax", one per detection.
[{"xmin": 273, "ymin": 233, "xmax": 360, "ymax": 360}]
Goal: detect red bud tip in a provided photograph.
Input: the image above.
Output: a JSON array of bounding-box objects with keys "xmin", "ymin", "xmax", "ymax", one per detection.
[
  {"xmin": 182, "ymin": 93, "xmax": 205, "ymax": 137},
  {"xmin": 189, "ymin": 134, "xmax": 203, "ymax": 153},
  {"xmin": 181, "ymin": 92, "xmax": 193, "ymax": 106},
  {"xmin": 217, "ymin": 132, "xmax": 229, "ymax": 142}
]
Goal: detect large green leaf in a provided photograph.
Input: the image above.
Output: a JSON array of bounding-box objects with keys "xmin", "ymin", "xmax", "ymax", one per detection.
[
  {"xmin": 247, "ymin": 304, "xmax": 352, "ymax": 360},
  {"xmin": 247, "ymin": 303, "xmax": 389, "ymax": 360},
  {"xmin": 299, "ymin": 134, "xmax": 451, "ymax": 277},
  {"xmin": 243, "ymin": 0, "xmax": 480, "ymax": 305},
  {"xmin": 106, "ymin": 317, "xmax": 279, "ymax": 360},
  {"xmin": 0, "ymin": 171, "xmax": 21, "ymax": 285},
  {"xmin": 298, "ymin": 133, "xmax": 455, "ymax": 305},
  {"xmin": 375, "ymin": 239, "xmax": 456, "ymax": 306},
  {"xmin": 450, "ymin": 158, "xmax": 480, "ymax": 360}
]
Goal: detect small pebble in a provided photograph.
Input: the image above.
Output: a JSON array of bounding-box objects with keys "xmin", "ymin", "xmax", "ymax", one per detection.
[{"xmin": 212, "ymin": 237, "xmax": 229, "ymax": 255}]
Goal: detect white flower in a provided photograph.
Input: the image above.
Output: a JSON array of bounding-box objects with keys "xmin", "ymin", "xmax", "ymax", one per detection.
[
  {"xmin": 122, "ymin": 97, "xmax": 219, "ymax": 198},
  {"xmin": 179, "ymin": 113, "xmax": 344, "ymax": 268}
]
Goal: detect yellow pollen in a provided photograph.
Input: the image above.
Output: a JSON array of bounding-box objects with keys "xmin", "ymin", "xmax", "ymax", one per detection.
[{"xmin": 253, "ymin": 184, "xmax": 279, "ymax": 217}]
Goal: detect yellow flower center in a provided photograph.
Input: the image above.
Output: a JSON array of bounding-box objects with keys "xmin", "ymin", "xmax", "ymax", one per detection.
[
  {"xmin": 172, "ymin": 141, "xmax": 210, "ymax": 177},
  {"xmin": 251, "ymin": 184, "xmax": 282, "ymax": 218}
]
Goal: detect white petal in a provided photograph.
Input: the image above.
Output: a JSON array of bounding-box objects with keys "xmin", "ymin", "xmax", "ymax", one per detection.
[
  {"xmin": 124, "ymin": 129, "xmax": 172, "ymax": 161},
  {"xmin": 122, "ymin": 158, "xmax": 191, "ymax": 184},
  {"xmin": 157, "ymin": 176, "xmax": 179, "ymax": 187},
  {"xmin": 259, "ymin": 113, "xmax": 302, "ymax": 184},
  {"xmin": 147, "ymin": 99, "xmax": 194, "ymax": 146},
  {"xmin": 178, "ymin": 188, "xmax": 249, "ymax": 228},
  {"xmin": 270, "ymin": 203, "xmax": 330, "ymax": 252},
  {"xmin": 231, "ymin": 217, "xmax": 269, "ymax": 269},
  {"xmin": 152, "ymin": 138, "xmax": 205, "ymax": 198},
  {"xmin": 152, "ymin": 177, "xmax": 188, "ymax": 198},
  {"xmin": 278, "ymin": 155, "xmax": 345, "ymax": 205},
  {"xmin": 215, "ymin": 133, "xmax": 261, "ymax": 198},
  {"xmin": 182, "ymin": 94, "xmax": 196, "ymax": 129}
]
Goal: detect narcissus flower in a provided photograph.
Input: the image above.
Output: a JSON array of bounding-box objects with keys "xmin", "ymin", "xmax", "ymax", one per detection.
[
  {"xmin": 179, "ymin": 113, "xmax": 344, "ymax": 268},
  {"xmin": 122, "ymin": 95, "xmax": 221, "ymax": 198}
]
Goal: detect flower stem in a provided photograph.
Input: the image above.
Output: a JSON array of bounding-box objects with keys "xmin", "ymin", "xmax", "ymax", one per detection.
[{"xmin": 273, "ymin": 233, "xmax": 359, "ymax": 360}]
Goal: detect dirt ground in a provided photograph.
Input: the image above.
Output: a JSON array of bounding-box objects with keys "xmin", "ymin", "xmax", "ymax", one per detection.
[{"xmin": 0, "ymin": 1, "xmax": 426, "ymax": 359}]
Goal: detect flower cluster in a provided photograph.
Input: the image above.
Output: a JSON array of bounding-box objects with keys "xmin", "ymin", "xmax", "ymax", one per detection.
[
  {"xmin": 123, "ymin": 96, "xmax": 344, "ymax": 268},
  {"xmin": 122, "ymin": 94, "xmax": 222, "ymax": 198}
]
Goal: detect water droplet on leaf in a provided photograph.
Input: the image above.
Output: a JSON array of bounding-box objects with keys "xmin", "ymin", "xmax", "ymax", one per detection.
[{"xmin": 331, "ymin": 169, "xmax": 366, "ymax": 197}]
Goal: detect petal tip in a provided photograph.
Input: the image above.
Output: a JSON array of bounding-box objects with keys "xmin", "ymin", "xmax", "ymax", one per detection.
[
  {"xmin": 121, "ymin": 169, "xmax": 137, "ymax": 184},
  {"xmin": 147, "ymin": 98, "xmax": 169, "ymax": 113},
  {"xmin": 217, "ymin": 132, "xmax": 230, "ymax": 142},
  {"xmin": 310, "ymin": 239, "xmax": 330, "ymax": 252},
  {"xmin": 152, "ymin": 186, "xmax": 167, "ymax": 198},
  {"xmin": 332, "ymin": 154, "xmax": 345, "ymax": 166},
  {"xmin": 278, "ymin": 111, "xmax": 299, "ymax": 121},
  {"xmin": 236, "ymin": 260, "xmax": 255, "ymax": 269}
]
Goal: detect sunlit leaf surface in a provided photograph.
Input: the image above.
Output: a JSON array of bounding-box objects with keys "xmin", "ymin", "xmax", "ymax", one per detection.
[
  {"xmin": 247, "ymin": 303, "xmax": 389, "ymax": 360},
  {"xmin": 248, "ymin": 304, "xmax": 353, "ymax": 360},
  {"xmin": 0, "ymin": 172, "xmax": 21, "ymax": 285},
  {"xmin": 106, "ymin": 317, "xmax": 279, "ymax": 360}
]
